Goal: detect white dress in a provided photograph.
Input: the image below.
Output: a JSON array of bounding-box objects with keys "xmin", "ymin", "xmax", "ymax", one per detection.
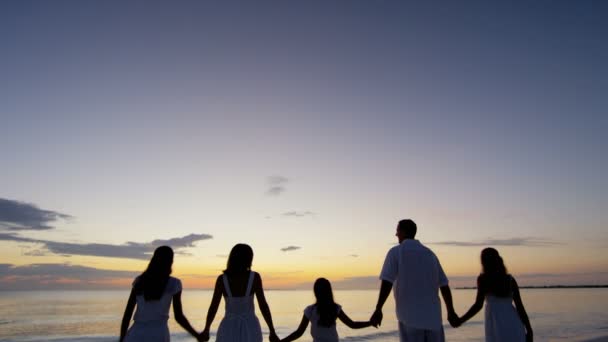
[
  {"xmin": 484, "ymin": 277, "xmax": 526, "ymax": 342},
  {"xmin": 216, "ymin": 272, "xmax": 263, "ymax": 342},
  {"xmin": 304, "ymin": 304, "xmax": 342, "ymax": 342},
  {"xmin": 124, "ymin": 276, "xmax": 182, "ymax": 342}
]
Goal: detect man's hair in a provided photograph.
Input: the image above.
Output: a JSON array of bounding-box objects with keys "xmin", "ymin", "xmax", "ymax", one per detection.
[{"xmin": 397, "ymin": 219, "xmax": 417, "ymax": 238}]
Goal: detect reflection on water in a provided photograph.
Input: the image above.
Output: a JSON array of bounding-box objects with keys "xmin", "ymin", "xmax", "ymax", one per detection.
[{"xmin": 0, "ymin": 289, "xmax": 607, "ymax": 341}]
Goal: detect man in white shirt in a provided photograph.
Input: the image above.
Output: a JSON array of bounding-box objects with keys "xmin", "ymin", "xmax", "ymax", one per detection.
[{"xmin": 371, "ymin": 219, "xmax": 458, "ymax": 342}]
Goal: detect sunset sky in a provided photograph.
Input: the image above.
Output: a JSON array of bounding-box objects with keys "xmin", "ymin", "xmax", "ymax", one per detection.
[{"xmin": 1, "ymin": 1, "xmax": 607, "ymax": 290}]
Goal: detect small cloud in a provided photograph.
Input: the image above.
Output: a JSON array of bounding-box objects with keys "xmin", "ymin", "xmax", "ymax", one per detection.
[
  {"xmin": 282, "ymin": 211, "xmax": 315, "ymax": 217},
  {"xmin": 22, "ymin": 249, "xmax": 48, "ymax": 257},
  {"xmin": 280, "ymin": 246, "xmax": 301, "ymax": 252},
  {"xmin": 0, "ymin": 198, "xmax": 72, "ymax": 231},
  {"xmin": 428, "ymin": 237, "xmax": 563, "ymax": 247},
  {"xmin": 266, "ymin": 176, "xmax": 288, "ymax": 196},
  {"xmin": 216, "ymin": 254, "xmax": 228, "ymax": 258},
  {"xmin": 349, "ymin": 254, "xmax": 359, "ymax": 258}
]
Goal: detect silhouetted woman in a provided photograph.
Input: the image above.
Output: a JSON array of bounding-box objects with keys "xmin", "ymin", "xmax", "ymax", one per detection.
[
  {"xmin": 201, "ymin": 243, "xmax": 278, "ymax": 342},
  {"xmin": 457, "ymin": 248, "xmax": 533, "ymax": 342},
  {"xmin": 120, "ymin": 246, "xmax": 200, "ymax": 342},
  {"xmin": 279, "ymin": 278, "xmax": 375, "ymax": 342}
]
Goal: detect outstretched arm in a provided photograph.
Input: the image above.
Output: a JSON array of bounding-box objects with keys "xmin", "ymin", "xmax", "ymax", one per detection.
[
  {"xmin": 458, "ymin": 278, "xmax": 485, "ymax": 325},
  {"xmin": 119, "ymin": 289, "xmax": 137, "ymax": 342},
  {"xmin": 172, "ymin": 291, "xmax": 200, "ymax": 339},
  {"xmin": 371, "ymin": 280, "xmax": 393, "ymax": 326},
  {"xmin": 280, "ymin": 315, "xmax": 309, "ymax": 342},
  {"xmin": 254, "ymin": 273, "xmax": 278, "ymax": 341},
  {"xmin": 201, "ymin": 276, "xmax": 223, "ymax": 341},
  {"xmin": 440, "ymin": 285, "xmax": 458, "ymax": 327},
  {"xmin": 512, "ymin": 277, "xmax": 533, "ymax": 341},
  {"xmin": 338, "ymin": 310, "xmax": 375, "ymax": 329}
]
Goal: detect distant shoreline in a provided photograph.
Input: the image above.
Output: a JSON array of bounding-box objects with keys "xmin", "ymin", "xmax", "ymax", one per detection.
[{"xmin": 456, "ymin": 285, "xmax": 608, "ymax": 289}]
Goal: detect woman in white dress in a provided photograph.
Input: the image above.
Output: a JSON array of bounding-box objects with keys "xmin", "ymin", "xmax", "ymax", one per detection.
[
  {"xmin": 456, "ymin": 248, "xmax": 533, "ymax": 342},
  {"xmin": 200, "ymin": 244, "xmax": 279, "ymax": 342},
  {"xmin": 120, "ymin": 246, "xmax": 201, "ymax": 342}
]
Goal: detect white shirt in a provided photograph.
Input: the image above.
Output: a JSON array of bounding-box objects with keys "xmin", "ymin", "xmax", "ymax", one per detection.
[
  {"xmin": 379, "ymin": 239, "xmax": 448, "ymax": 330},
  {"xmin": 304, "ymin": 304, "xmax": 342, "ymax": 342}
]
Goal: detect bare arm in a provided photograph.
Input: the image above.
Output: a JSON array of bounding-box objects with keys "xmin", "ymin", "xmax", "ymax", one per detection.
[
  {"xmin": 458, "ymin": 279, "xmax": 485, "ymax": 325},
  {"xmin": 201, "ymin": 276, "xmax": 223, "ymax": 340},
  {"xmin": 119, "ymin": 289, "xmax": 137, "ymax": 342},
  {"xmin": 172, "ymin": 291, "xmax": 200, "ymax": 339},
  {"xmin": 512, "ymin": 277, "xmax": 533, "ymax": 341},
  {"xmin": 280, "ymin": 315, "xmax": 309, "ymax": 342},
  {"xmin": 370, "ymin": 280, "xmax": 392, "ymax": 326},
  {"xmin": 338, "ymin": 310, "xmax": 374, "ymax": 329},
  {"xmin": 440, "ymin": 285, "xmax": 459, "ymax": 327},
  {"xmin": 254, "ymin": 273, "xmax": 278, "ymax": 340}
]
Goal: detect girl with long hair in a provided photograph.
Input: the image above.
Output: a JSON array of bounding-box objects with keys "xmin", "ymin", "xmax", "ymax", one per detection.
[
  {"xmin": 120, "ymin": 246, "xmax": 201, "ymax": 342},
  {"xmin": 201, "ymin": 243, "xmax": 278, "ymax": 342},
  {"xmin": 280, "ymin": 278, "xmax": 376, "ymax": 342},
  {"xmin": 456, "ymin": 248, "xmax": 533, "ymax": 342}
]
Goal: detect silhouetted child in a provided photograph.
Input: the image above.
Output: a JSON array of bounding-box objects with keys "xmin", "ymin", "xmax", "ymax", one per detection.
[
  {"xmin": 120, "ymin": 246, "xmax": 201, "ymax": 342},
  {"xmin": 456, "ymin": 248, "xmax": 533, "ymax": 342},
  {"xmin": 201, "ymin": 243, "xmax": 279, "ymax": 342},
  {"xmin": 280, "ymin": 278, "xmax": 376, "ymax": 342}
]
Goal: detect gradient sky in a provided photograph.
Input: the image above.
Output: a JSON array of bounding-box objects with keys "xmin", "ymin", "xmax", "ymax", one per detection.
[{"xmin": 1, "ymin": 1, "xmax": 607, "ymax": 290}]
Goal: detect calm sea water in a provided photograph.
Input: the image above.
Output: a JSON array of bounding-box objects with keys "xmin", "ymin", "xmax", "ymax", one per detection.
[{"xmin": 1, "ymin": 289, "xmax": 607, "ymax": 342}]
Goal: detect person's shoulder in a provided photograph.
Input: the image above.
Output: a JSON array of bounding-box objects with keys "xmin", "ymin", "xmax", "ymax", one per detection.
[
  {"xmin": 132, "ymin": 275, "xmax": 142, "ymax": 288},
  {"xmin": 169, "ymin": 276, "xmax": 182, "ymax": 293},
  {"xmin": 304, "ymin": 304, "xmax": 315, "ymax": 318}
]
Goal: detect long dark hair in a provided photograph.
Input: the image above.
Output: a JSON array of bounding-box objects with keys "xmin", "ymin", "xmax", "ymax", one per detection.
[
  {"xmin": 224, "ymin": 244, "xmax": 253, "ymax": 276},
  {"xmin": 134, "ymin": 246, "xmax": 174, "ymax": 301},
  {"xmin": 480, "ymin": 247, "xmax": 510, "ymax": 296},
  {"xmin": 313, "ymin": 278, "xmax": 338, "ymax": 328}
]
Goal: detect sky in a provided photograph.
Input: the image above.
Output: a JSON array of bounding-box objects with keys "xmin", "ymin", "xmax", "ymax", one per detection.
[{"xmin": 0, "ymin": 0, "xmax": 607, "ymax": 290}]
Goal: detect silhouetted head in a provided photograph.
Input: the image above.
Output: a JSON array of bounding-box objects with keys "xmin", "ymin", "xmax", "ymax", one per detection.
[
  {"xmin": 481, "ymin": 247, "xmax": 507, "ymax": 275},
  {"xmin": 313, "ymin": 278, "xmax": 338, "ymax": 327},
  {"xmin": 479, "ymin": 247, "xmax": 511, "ymax": 296},
  {"xmin": 224, "ymin": 243, "xmax": 254, "ymax": 275},
  {"xmin": 396, "ymin": 219, "xmax": 417, "ymax": 243},
  {"xmin": 136, "ymin": 245, "xmax": 174, "ymax": 301}
]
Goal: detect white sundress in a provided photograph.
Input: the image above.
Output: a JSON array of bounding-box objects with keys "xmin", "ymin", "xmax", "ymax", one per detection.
[
  {"xmin": 124, "ymin": 276, "xmax": 182, "ymax": 342},
  {"xmin": 484, "ymin": 276, "xmax": 526, "ymax": 342},
  {"xmin": 216, "ymin": 271, "xmax": 263, "ymax": 342}
]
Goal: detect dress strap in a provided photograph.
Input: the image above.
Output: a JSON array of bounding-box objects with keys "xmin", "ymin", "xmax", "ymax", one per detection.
[
  {"xmin": 245, "ymin": 271, "xmax": 255, "ymax": 296},
  {"xmin": 222, "ymin": 274, "xmax": 232, "ymax": 297}
]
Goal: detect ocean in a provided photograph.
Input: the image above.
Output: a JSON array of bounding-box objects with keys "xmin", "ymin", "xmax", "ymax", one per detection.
[{"xmin": 1, "ymin": 289, "xmax": 607, "ymax": 342}]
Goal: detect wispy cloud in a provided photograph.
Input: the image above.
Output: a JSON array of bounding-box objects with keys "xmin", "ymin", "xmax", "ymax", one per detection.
[
  {"xmin": 0, "ymin": 198, "xmax": 72, "ymax": 231},
  {"xmin": 280, "ymin": 245, "xmax": 301, "ymax": 252},
  {"xmin": 428, "ymin": 237, "xmax": 562, "ymax": 247},
  {"xmin": 0, "ymin": 233, "xmax": 212, "ymax": 260},
  {"xmin": 266, "ymin": 176, "xmax": 288, "ymax": 196},
  {"xmin": 282, "ymin": 211, "xmax": 315, "ymax": 217},
  {"xmin": 0, "ymin": 263, "xmax": 138, "ymax": 290},
  {"xmin": 349, "ymin": 254, "xmax": 359, "ymax": 258}
]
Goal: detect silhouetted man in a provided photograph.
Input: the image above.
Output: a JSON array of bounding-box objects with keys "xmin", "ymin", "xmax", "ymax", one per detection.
[{"xmin": 371, "ymin": 219, "xmax": 458, "ymax": 342}]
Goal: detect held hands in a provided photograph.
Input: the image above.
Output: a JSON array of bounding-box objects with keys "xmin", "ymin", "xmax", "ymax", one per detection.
[
  {"xmin": 447, "ymin": 310, "xmax": 461, "ymax": 328},
  {"xmin": 269, "ymin": 331, "xmax": 280, "ymax": 342},
  {"xmin": 198, "ymin": 328, "xmax": 210, "ymax": 342},
  {"xmin": 370, "ymin": 309, "xmax": 383, "ymax": 327}
]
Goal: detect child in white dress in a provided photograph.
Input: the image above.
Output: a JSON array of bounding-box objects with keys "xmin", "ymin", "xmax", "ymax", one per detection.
[
  {"xmin": 201, "ymin": 244, "xmax": 279, "ymax": 342},
  {"xmin": 120, "ymin": 246, "xmax": 201, "ymax": 342},
  {"xmin": 456, "ymin": 248, "xmax": 533, "ymax": 342},
  {"xmin": 280, "ymin": 278, "xmax": 376, "ymax": 342}
]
